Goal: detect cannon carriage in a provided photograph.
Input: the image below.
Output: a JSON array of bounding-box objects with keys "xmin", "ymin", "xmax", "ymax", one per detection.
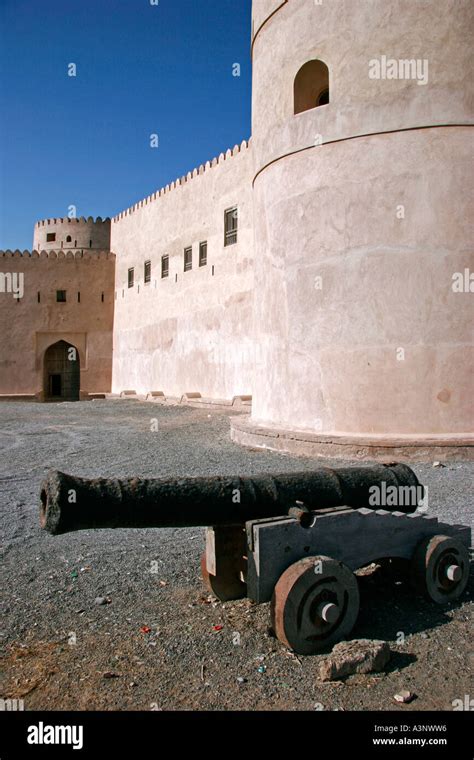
[{"xmin": 40, "ymin": 464, "xmax": 471, "ymax": 655}]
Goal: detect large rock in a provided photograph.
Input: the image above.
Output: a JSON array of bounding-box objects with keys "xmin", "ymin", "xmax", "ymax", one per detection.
[{"xmin": 319, "ymin": 639, "xmax": 391, "ymax": 681}]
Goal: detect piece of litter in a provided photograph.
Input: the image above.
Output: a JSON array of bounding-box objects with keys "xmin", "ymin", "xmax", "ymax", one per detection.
[
  {"xmin": 70, "ymin": 570, "xmax": 78, "ymax": 578},
  {"xmin": 432, "ymin": 461, "xmax": 445, "ymax": 468},
  {"xmin": 102, "ymin": 672, "xmax": 121, "ymax": 679},
  {"xmin": 159, "ymin": 580, "xmax": 167, "ymax": 587},
  {"xmin": 237, "ymin": 677, "xmax": 246, "ymax": 684},
  {"xmin": 212, "ymin": 625, "xmax": 223, "ymax": 632},
  {"xmin": 257, "ymin": 665, "xmax": 267, "ymax": 674},
  {"xmin": 140, "ymin": 626, "xmax": 152, "ymax": 634}
]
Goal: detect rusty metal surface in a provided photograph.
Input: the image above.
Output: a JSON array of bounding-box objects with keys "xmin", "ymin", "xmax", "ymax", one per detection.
[{"xmin": 40, "ymin": 463, "xmax": 423, "ymax": 535}]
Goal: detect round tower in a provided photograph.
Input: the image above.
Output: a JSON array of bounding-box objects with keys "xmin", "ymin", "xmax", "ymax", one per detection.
[
  {"xmin": 242, "ymin": 0, "xmax": 474, "ymax": 460},
  {"xmin": 33, "ymin": 217, "xmax": 111, "ymax": 251}
]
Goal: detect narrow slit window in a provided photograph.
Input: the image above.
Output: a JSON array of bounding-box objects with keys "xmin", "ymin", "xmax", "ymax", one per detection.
[
  {"xmin": 128, "ymin": 268, "xmax": 134, "ymax": 288},
  {"xmin": 161, "ymin": 255, "xmax": 169, "ymax": 278},
  {"xmin": 144, "ymin": 260, "xmax": 151, "ymax": 283},
  {"xmin": 77, "ymin": 292, "xmax": 81, "ymax": 303}
]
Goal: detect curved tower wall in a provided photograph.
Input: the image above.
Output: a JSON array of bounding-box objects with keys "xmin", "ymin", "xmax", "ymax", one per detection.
[
  {"xmin": 248, "ymin": 0, "xmax": 474, "ymax": 453},
  {"xmin": 33, "ymin": 217, "xmax": 111, "ymax": 252}
]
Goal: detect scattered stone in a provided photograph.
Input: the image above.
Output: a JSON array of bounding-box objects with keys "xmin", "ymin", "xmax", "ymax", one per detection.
[
  {"xmin": 319, "ymin": 639, "xmax": 391, "ymax": 682},
  {"xmin": 432, "ymin": 461, "xmax": 445, "ymax": 468},
  {"xmin": 102, "ymin": 671, "xmax": 121, "ymax": 679},
  {"xmin": 420, "ymin": 632, "xmax": 429, "ymax": 639},
  {"xmin": 236, "ymin": 677, "xmax": 246, "ymax": 684},
  {"xmin": 94, "ymin": 597, "xmax": 110, "ymax": 606},
  {"xmin": 394, "ymin": 690, "xmax": 416, "ymax": 704}
]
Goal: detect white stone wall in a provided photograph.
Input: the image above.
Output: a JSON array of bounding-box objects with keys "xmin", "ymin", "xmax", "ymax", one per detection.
[{"xmin": 110, "ymin": 142, "xmax": 255, "ymax": 399}]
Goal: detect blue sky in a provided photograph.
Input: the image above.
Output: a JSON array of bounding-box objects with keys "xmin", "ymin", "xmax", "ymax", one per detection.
[{"xmin": 0, "ymin": 0, "xmax": 252, "ymax": 250}]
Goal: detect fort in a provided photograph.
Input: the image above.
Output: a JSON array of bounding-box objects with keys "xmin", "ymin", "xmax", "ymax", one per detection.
[{"xmin": 0, "ymin": 0, "xmax": 472, "ymax": 462}]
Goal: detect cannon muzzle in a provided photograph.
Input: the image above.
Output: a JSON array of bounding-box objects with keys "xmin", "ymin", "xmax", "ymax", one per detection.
[{"xmin": 40, "ymin": 464, "xmax": 424, "ymax": 535}]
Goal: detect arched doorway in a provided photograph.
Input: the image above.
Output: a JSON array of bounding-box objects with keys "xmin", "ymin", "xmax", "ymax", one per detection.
[{"xmin": 43, "ymin": 340, "xmax": 80, "ymax": 401}]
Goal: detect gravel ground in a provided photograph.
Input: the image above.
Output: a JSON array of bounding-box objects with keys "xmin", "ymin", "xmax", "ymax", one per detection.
[{"xmin": 0, "ymin": 400, "xmax": 472, "ymax": 711}]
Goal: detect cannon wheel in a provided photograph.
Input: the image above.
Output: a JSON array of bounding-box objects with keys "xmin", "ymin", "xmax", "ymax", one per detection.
[
  {"xmin": 200, "ymin": 552, "xmax": 246, "ymax": 602},
  {"xmin": 411, "ymin": 534, "xmax": 470, "ymax": 604},
  {"xmin": 270, "ymin": 555, "xmax": 360, "ymax": 655}
]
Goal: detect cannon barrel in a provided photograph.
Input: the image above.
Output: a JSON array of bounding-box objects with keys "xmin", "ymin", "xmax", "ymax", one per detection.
[{"xmin": 40, "ymin": 464, "xmax": 424, "ymax": 535}]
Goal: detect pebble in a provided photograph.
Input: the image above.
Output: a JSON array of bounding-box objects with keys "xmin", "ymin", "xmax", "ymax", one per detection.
[
  {"xmin": 394, "ymin": 690, "xmax": 415, "ymax": 703},
  {"xmin": 95, "ymin": 597, "xmax": 109, "ymax": 606},
  {"xmin": 237, "ymin": 677, "xmax": 246, "ymax": 684}
]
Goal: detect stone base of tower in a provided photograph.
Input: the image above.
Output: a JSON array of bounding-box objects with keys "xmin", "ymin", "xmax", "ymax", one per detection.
[{"xmin": 230, "ymin": 417, "xmax": 474, "ymax": 463}]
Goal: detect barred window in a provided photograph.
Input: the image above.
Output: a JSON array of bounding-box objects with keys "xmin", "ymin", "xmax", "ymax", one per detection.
[
  {"xmin": 224, "ymin": 207, "xmax": 238, "ymax": 246},
  {"xmin": 161, "ymin": 255, "xmax": 169, "ymax": 278},
  {"xmin": 128, "ymin": 268, "xmax": 134, "ymax": 288},
  {"xmin": 184, "ymin": 246, "xmax": 192, "ymax": 272},
  {"xmin": 46, "ymin": 233, "xmax": 56, "ymax": 242},
  {"xmin": 199, "ymin": 241, "xmax": 207, "ymax": 267},
  {"xmin": 144, "ymin": 260, "xmax": 151, "ymax": 283}
]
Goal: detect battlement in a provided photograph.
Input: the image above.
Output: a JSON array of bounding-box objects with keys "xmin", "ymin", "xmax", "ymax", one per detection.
[
  {"xmin": 113, "ymin": 138, "xmax": 252, "ymax": 222},
  {"xmin": 0, "ymin": 249, "xmax": 115, "ymax": 260},
  {"xmin": 35, "ymin": 216, "xmax": 111, "ymax": 227}
]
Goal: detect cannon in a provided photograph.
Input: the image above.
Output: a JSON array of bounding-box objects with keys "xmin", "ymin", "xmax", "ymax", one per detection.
[{"xmin": 40, "ymin": 463, "xmax": 471, "ymax": 655}]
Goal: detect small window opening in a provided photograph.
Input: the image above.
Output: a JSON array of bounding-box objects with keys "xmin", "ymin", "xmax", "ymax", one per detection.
[
  {"xmin": 161, "ymin": 255, "xmax": 169, "ymax": 279},
  {"xmin": 56, "ymin": 290, "xmax": 66, "ymax": 302},
  {"xmin": 144, "ymin": 260, "xmax": 151, "ymax": 283},
  {"xmin": 224, "ymin": 207, "xmax": 238, "ymax": 246},
  {"xmin": 184, "ymin": 246, "xmax": 192, "ymax": 272},
  {"xmin": 128, "ymin": 268, "xmax": 134, "ymax": 288},
  {"xmin": 46, "ymin": 233, "xmax": 56, "ymax": 242},
  {"xmin": 199, "ymin": 241, "xmax": 207, "ymax": 267},
  {"xmin": 294, "ymin": 60, "xmax": 330, "ymax": 114}
]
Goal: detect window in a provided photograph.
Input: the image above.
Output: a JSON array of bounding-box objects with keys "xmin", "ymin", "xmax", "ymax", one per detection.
[
  {"xmin": 161, "ymin": 255, "xmax": 169, "ymax": 278},
  {"xmin": 37, "ymin": 292, "xmax": 40, "ymax": 303},
  {"xmin": 77, "ymin": 292, "xmax": 81, "ymax": 303},
  {"xmin": 66, "ymin": 235, "xmax": 72, "ymax": 243},
  {"xmin": 184, "ymin": 246, "xmax": 192, "ymax": 272},
  {"xmin": 89, "ymin": 240, "xmax": 92, "ymax": 248},
  {"xmin": 56, "ymin": 290, "xmax": 66, "ymax": 302},
  {"xmin": 101, "ymin": 292, "xmax": 104, "ymax": 302},
  {"xmin": 144, "ymin": 260, "xmax": 151, "ymax": 283},
  {"xmin": 128, "ymin": 268, "xmax": 134, "ymax": 288},
  {"xmin": 46, "ymin": 233, "xmax": 56, "ymax": 242},
  {"xmin": 224, "ymin": 207, "xmax": 238, "ymax": 246},
  {"xmin": 199, "ymin": 241, "xmax": 207, "ymax": 267},
  {"xmin": 294, "ymin": 60, "xmax": 329, "ymax": 114},
  {"xmin": 317, "ymin": 88, "xmax": 329, "ymax": 106}
]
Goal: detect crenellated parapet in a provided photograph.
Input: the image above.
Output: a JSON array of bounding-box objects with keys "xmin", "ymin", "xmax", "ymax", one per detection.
[
  {"xmin": 112, "ymin": 138, "xmax": 252, "ymax": 222},
  {"xmin": 0, "ymin": 249, "xmax": 115, "ymax": 260},
  {"xmin": 33, "ymin": 217, "xmax": 111, "ymax": 252}
]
